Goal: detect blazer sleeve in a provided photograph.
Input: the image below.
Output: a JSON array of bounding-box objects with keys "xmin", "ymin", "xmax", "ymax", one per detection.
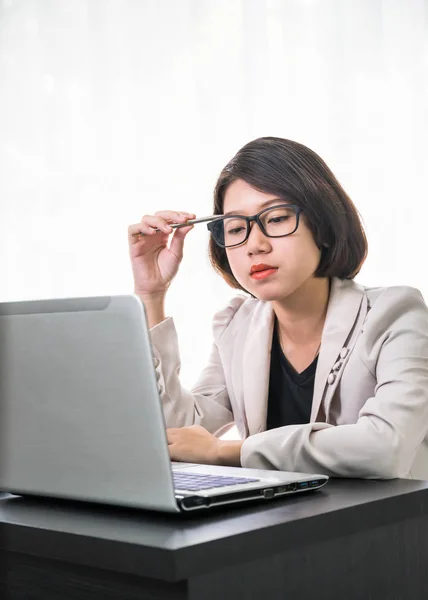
[
  {"xmin": 149, "ymin": 296, "xmax": 246, "ymax": 436},
  {"xmin": 241, "ymin": 287, "xmax": 428, "ymax": 479}
]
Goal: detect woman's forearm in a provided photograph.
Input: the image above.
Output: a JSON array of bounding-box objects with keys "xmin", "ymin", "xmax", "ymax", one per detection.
[{"xmin": 137, "ymin": 292, "xmax": 167, "ymax": 329}]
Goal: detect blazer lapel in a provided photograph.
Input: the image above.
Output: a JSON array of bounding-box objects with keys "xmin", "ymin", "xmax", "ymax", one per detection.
[
  {"xmin": 242, "ymin": 301, "xmax": 275, "ymax": 435},
  {"xmin": 311, "ymin": 277, "xmax": 365, "ymax": 421}
]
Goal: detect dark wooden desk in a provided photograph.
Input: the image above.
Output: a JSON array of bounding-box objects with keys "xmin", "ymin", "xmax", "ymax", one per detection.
[{"xmin": 1, "ymin": 478, "xmax": 428, "ymax": 600}]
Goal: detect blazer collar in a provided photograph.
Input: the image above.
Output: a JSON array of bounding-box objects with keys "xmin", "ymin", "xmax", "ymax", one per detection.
[{"xmin": 241, "ymin": 277, "xmax": 366, "ymax": 435}]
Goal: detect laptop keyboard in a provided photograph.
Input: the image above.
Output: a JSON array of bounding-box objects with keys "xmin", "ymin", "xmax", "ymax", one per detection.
[{"xmin": 173, "ymin": 472, "xmax": 260, "ymax": 491}]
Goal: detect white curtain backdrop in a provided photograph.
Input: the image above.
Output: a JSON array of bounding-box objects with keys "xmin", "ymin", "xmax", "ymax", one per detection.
[{"xmin": 1, "ymin": 0, "xmax": 427, "ymax": 389}]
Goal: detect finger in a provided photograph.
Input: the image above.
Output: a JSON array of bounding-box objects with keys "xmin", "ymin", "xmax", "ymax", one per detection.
[
  {"xmin": 169, "ymin": 225, "xmax": 194, "ymax": 259},
  {"xmin": 166, "ymin": 428, "xmax": 179, "ymax": 444},
  {"xmin": 140, "ymin": 215, "xmax": 175, "ymax": 234},
  {"xmin": 154, "ymin": 211, "xmax": 196, "ymax": 223},
  {"xmin": 128, "ymin": 222, "xmax": 158, "ymax": 242}
]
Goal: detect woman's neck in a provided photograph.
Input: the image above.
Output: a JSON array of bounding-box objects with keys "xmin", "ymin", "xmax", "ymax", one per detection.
[{"xmin": 272, "ymin": 277, "xmax": 331, "ymax": 345}]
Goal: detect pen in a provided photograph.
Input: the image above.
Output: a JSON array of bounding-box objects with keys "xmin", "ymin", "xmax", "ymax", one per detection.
[{"xmin": 132, "ymin": 214, "xmax": 223, "ymax": 236}]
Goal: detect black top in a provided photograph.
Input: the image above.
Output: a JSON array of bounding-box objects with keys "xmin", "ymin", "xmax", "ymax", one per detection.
[{"xmin": 266, "ymin": 320, "xmax": 317, "ymax": 429}]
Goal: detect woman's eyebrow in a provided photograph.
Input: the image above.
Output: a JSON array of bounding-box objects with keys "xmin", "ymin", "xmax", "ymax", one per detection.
[{"xmin": 223, "ymin": 198, "xmax": 286, "ymax": 216}]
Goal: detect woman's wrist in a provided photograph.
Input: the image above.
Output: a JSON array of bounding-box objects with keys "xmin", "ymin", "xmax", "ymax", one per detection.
[
  {"xmin": 136, "ymin": 291, "xmax": 167, "ymax": 328},
  {"xmin": 217, "ymin": 440, "xmax": 244, "ymax": 467}
]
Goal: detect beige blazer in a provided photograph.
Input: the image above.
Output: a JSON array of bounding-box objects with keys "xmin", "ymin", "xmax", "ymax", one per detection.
[{"xmin": 149, "ymin": 277, "xmax": 428, "ymax": 480}]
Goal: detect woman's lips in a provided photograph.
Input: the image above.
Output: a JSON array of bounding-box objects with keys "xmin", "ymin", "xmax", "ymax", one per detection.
[{"xmin": 250, "ymin": 268, "xmax": 278, "ymax": 280}]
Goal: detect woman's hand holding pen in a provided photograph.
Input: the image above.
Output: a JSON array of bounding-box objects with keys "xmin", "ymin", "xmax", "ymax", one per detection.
[
  {"xmin": 128, "ymin": 210, "xmax": 196, "ymax": 296},
  {"xmin": 128, "ymin": 210, "xmax": 195, "ymax": 326}
]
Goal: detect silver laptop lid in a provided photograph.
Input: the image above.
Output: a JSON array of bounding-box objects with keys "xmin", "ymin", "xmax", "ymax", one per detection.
[{"xmin": 0, "ymin": 295, "xmax": 179, "ymax": 512}]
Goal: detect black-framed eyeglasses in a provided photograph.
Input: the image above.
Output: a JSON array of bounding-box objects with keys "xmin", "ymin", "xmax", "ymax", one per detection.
[{"xmin": 207, "ymin": 204, "xmax": 303, "ymax": 248}]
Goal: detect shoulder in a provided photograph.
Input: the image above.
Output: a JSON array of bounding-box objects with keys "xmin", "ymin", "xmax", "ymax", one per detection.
[
  {"xmin": 364, "ymin": 284, "xmax": 427, "ymax": 323},
  {"xmin": 364, "ymin": 283, "xmax": 424, "ymax": 304},
  {"xmin": 361, "ymin": 283, "xmax": 428, "ymax": 347},
  {"xmin": 334, "ymin": 277, "xmax": 426, "ymax": 315},
  {"xmin": 212, "ymin": 294, "xmax": 265, "ymax": 340}
]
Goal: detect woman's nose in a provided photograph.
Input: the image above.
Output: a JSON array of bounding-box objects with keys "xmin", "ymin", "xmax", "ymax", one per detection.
[{"xmin": 246, "ymin": 222, "xmax": 272, "ymax": 255}]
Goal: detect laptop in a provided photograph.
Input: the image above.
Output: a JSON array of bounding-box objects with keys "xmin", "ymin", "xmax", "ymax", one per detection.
[{"xmin": 0, "ymin": 295, "xmax": 328, "ymax": 512}]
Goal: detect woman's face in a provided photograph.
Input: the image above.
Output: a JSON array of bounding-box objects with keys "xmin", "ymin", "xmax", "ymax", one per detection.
[{"xmin": 223, "ymin": 179, "xmax": 322, "ymax": 302}]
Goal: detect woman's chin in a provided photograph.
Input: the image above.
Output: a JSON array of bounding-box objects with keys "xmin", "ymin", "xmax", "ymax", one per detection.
[
  {"xmin": 247, "ymin": 284, "xmax": 292, "ymax": 303},
  {"xmin": 245, "ymin": 277, "xmax": 304, "ymax": 303}
]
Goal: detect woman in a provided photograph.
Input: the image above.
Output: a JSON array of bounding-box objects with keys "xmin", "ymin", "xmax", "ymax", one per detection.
[{"xmin": 128, "ymin": 137, "xmax": 428, "ymax": 479}]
